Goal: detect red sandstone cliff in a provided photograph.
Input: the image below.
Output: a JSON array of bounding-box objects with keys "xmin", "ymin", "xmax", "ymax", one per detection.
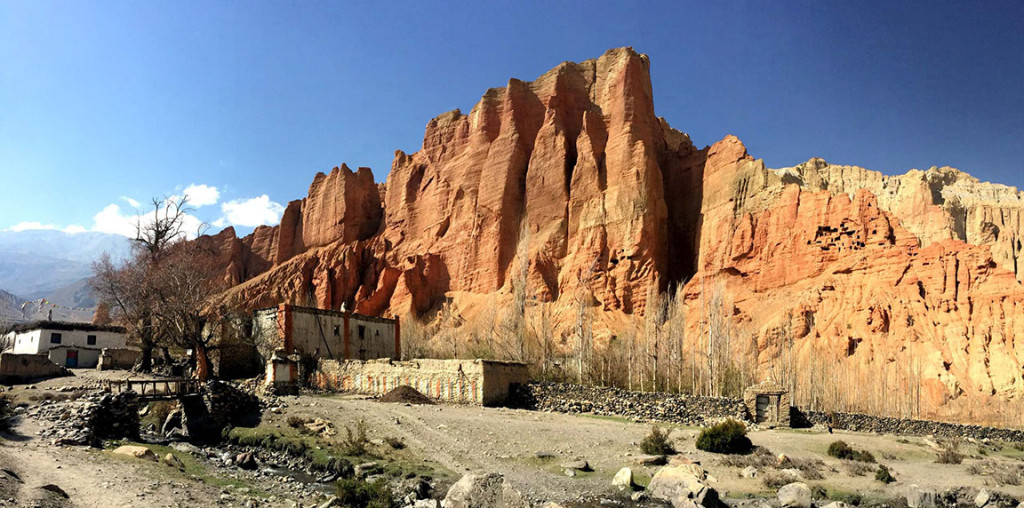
[{"xmin": 206, "ymin": 48, "xmax": 1024, "ymax": 424}]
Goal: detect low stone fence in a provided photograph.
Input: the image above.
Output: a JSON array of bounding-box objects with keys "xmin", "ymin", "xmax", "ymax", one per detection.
[
  {"xmin": 515, "ymin": 382, "xmax": 1024, "ymax": 441},
  {"xmin": 513, "ymin": 382, "xmax": 748, "ymax": 427},
  {"xmin": 0, "ymin": 352, "xmax": 68, "ymax": 383},
  {"xmin": 796, "ymin": 409, "xmax": 1024, "ymax": 442},
  {"xmin": 312, "ymin": 358, "xmax": 529, "ymax": 406}
]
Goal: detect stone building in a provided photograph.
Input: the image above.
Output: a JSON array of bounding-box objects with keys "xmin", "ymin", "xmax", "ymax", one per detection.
[
  {"xmin": 1, "ymin": 321, "xmax": 129, "ymax": 369},
  {"xmin": 744, "ymin": 380, "xmax": 790, "ymax": 427},
  {"xmin": 252, "ymin": 304, "xmax": 400, "ymax": 365}
]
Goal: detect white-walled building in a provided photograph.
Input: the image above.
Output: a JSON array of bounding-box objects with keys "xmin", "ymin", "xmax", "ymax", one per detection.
[{"xmin": 1, "ymin": 321, "xmax": 127, "ymax": 368}]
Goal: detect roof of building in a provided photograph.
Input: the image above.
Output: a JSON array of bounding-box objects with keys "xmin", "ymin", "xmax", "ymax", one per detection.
[
  {"xmin": 254, "ymin": 304, "xmax": 397, "ymax": 324},
  {"xmin": 7, "ymin": 321, "xmax": 127, "ymax": 334}
]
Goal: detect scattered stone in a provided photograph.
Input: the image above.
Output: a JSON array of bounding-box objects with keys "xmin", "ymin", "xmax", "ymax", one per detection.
[
  {"xmin": 564, "ymin": 468, "xmax": 576, "ymax": 477},
  {"xmin": 318, "ymin": 496, "xmax": 339, "ymax": 508},
  {"xmin": 112, "ymin": 445, "xmax": 157, "ymax": 461},
  {"xmin": 169, "ymin": 442, "xmax": 202, "ymax": 455},
  {"xmin": 777, "ymin": 482, "xmax": 812, "ymax": 508},
  {"xmin": 612, "ymin": 467, "xmax": 634, "ymax": 490},
  {"xmin": 741, "ymin": 466, "xmax": 757, "ymax": 478},
  {"xmin": 161, "ymin": 453, "xmax": 185, "ymax": 470},
  {"xmin": 630, "ymin": 492, "xmax": 647, "ymax": 502},
  {"xmin": 560, "ymin": 459, "xmax": 589, "ymax": 471},
  {"xmin": 630, "ymin": 454, "xmax": 666, "ymax": 466},
  {"xmin": 235, "ymin": 452, "xmax": 258, "ymax": 470},
  {"xmin": 822, "ymin": 503, "xmax": 852, "ymax": 508}
]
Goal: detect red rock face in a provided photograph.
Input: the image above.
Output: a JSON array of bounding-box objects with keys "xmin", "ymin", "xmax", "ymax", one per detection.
[{"xmin": 203, "ymin": 47, "xmax": 1024, "ymax": 423}]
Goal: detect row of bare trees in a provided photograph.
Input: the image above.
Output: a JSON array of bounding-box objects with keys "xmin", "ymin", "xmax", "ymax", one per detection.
[{"xmin": 91, "ymin": 197, "xmax": 227, "ymax": 379}]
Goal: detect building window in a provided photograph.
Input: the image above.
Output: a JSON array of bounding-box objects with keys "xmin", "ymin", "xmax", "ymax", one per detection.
[
  {"xmin": 333, "ymin": 325, "xmax": 340, "ymax": 336},
  {"xmin": 358, "ymin": 325, "xmax": 366, "ymax": 339},
  {"xmin": 50, "ymin": 333, "xmax": 62, "ymax": 344},
  {"xmin": 87, "ymin": 335, "xmax": 97, "ymax": 346}
]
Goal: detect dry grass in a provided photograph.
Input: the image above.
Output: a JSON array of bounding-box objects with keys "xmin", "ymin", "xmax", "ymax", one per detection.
[
  {"xmin": 935, "ymin": 439, "xmax": 963, "ymax": 465},
  {"xmin": 967, "ymin": 460, "xmax": 1024, "ymax": 486},
  {"xmin": 718, "ymin": 446, "xmax": 776, "ymax": 469},
  {"xmin": 843, "ymin": 459, "xmax": 876, "ymax": 477}
]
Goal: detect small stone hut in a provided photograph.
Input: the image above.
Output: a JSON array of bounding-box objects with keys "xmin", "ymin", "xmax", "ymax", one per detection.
[{"xmin": 744, "ymin": 380, "xmax": 790, "ymax": 427}]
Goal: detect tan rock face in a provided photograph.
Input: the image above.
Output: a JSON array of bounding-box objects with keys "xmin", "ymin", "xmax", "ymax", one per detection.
[{"xmin": 204, "ymin": 47, "xmax": 1024, "ymax": 423}]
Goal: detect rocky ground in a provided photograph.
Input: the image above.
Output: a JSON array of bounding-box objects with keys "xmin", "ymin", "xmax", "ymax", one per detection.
[{"xmin": 3, "ymin": 370, "xmax": 1024, "ymax": 507}]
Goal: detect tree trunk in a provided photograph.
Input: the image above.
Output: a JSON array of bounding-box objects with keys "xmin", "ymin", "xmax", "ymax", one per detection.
[
  {"xmin": 139, "ymin": 342, "xmax": 153, "ymax": 372},
  {"xmin": 194, "ymin": 344, "xmax": 211, "ymax": 382}
]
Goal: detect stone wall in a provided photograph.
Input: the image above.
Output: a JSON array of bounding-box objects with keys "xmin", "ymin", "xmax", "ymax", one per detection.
[
  {"xmin": 97, "ymin": 348, "xmax": 140, "ymax": 371},
  {"xmin": 514, "ymin": 382, "xmax": 749, "ymax": 426},
  {"xmin": 795, "ymin": 409, "xmax": 1024, "ymax": 442},
  {"xmin": 514, "ymin": 382, "xmax": 1024, "ymax": 441},
  {"xmin": 312, "ymin": 358, "xmax": 529, "ymax": 406},
  {"xmin": 0, "ymin": 352, "xmax": 68, "ymax": 383}
]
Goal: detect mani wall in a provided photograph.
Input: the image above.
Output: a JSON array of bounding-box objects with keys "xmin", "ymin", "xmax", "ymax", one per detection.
[{"xmin": 312, "ymin": 358, "xmax": 529, "ymax": 406}]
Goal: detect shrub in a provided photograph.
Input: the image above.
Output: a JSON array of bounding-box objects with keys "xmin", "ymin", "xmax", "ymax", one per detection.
[
  {"xmin": 641, "ymin": 426, "xmax": 676, "ymax": 455},
  {"xmin": 0, "ymin": 395, "xmax": 12, "ymax": 433},
  {"xmin": 761, "ymin": 471, "xmax": 792, "ymax": 489},
  {"xmin": 334, "ymin": 477, "xmax": 395, "ymax": 508},
  {"xmin": 935, "ymin": 439, "xmax": 963, "ymax": 465},
  {"xmin": 828, "ymin": 441, "xmax": 875, "ymax": 462},
  {"xmin": 696, "ymin": 419, "xmax": 752, "ymax": 454},
  {"xmin": 718, "ymin": 446, "xmax": 775, "ymax": 468},
  {"xmin": 287, "ymin": 416, "xmax": 309, "ymax": 429},
  {"xmin": 343, "ymin": 420, "xmax": 370, "ymax": 457},
  {"xmin": 787, "ymin": 456, "xmax": 826, "ymax": 480},
  {"xmin": 875, "ymin": 465, "xmax": 895, "ymax": 484},
  {"xmin": 843, "ymin": 460, "xmax": 875, "ymax": 477}
]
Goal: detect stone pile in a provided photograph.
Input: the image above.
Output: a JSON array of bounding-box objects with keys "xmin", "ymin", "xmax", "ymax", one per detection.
[
  {"xmin": 202, "ymin": 380, "xmax": 262, "ymax": 428},
  {"xmin": 517, "ymin": 382, "xmax": 748, "ymax": 427},
  {"xmin": 31, "ymin": 390, "xmax": 139, "ymax": 446}
]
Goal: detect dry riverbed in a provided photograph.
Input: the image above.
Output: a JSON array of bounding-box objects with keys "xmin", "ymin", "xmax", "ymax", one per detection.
[{"xmin": 3, "ymin": 370, "xmax": 1024, "ymax": 507}]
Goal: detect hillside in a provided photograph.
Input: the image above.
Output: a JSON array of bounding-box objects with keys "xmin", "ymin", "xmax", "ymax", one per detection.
[{"xmin": 200, "ymin": 47, "xmax": 1024, "ymax": 426}]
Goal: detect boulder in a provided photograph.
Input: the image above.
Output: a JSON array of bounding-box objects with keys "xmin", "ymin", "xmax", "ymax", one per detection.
[
  {"xmin": 612, "ymin": 468, "xmax": 634, "ymax": 490},
  {"xmin": 112, "ymin": 445, "xmax": 157, "ymax": 462},
  {"xmin": 443, "ymin": 473, "xmax": 529, "ymax": 508},
  {"xmin": 648, "ymin": 465, "xmax": 717, "ymax": 508},
  {"xmin": 906, "ymin": 485, "xmax": 937, "ymax": 508},
  {"xmin": 975, "ymin": 489, "xmax": 991, "ymax": 508},
  {"xmin": 741, "ymin": 466, "xmax": 757, "ymax": 478},
  {"xmin": 235, "ymin": 452, "xmax": 258, "ymax": 470},
  {"xmin": 777, "ymin": 482, "xmax": 812, "ymax": 508},
  {"xmin": 822, "ymin": 503, "xmax": 852, "ymax": 508}
]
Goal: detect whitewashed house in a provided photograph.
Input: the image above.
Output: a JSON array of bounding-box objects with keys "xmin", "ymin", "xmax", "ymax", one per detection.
[{"xmin": 2, "ymin": 321, "xmax": 127, "ymax": 368}]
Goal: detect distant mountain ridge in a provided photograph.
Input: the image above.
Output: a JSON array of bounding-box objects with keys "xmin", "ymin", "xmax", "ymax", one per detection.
[{"xmin": 0, "ymin": 230, "xmax": 130, "ymax": 298}]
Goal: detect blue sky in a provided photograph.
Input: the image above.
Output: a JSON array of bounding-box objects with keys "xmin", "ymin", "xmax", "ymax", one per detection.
[{"xmin": 2, "ymin": 1, "xmax": 1022, "ymax": 237}]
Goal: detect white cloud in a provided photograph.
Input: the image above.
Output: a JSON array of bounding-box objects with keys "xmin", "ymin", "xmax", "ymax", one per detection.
[
  {"xmin": 220, "ymin": 195, "xmax": 285, "ymax": 227},
  {"xmin": 92, "ymin": 202, "xmax": 207, "ymax": 239},
  {"xmin": 4, "ymin": 222, "xmax": 87, "ymax": 234},
  {"xmin": 120, "ymin": 196, "xmax": 140, "ymax": 208},
  {"xmin": 8, "ymin": 221, "xmax": 59, "ymax": 232},
  {"xmin": 92, "ymin": 204, "xmax": 139, "ymax": 237},
  {"xmin": 182, "ymin": 184, "xmax": 220, "ymax": 207}
]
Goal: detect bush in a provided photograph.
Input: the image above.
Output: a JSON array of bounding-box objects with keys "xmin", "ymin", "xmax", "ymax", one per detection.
[
  {"xmin": 718, "ymin": 446, "xmax": 776, "ymax": 468},
  {"xmin": 696, "ymin": 419, "xmax": 752, "ymax": 454},
  {"xmin": 287, "ymin": 416, "xmax": 309, "ymax": 429},
  {"xmin": 343, "ymin": 420, "xmax": 370, "ymax": 456},
  {"xmin": 0, "ymin": 395, "xmax": 12, "ymax": 433},
  {"xmin": 827, "ymin": 441, "xmax": 875, "ymax": 462},
  {"xmin": 334, "ymin": 477, "xmax": 395, "ymax": 508},
  {"xmin": 935, "ymin": 439, "xmax": 963, "ymax": 465},
  {"xmin": 641, "ymin": 426, "xmax": 676, "ymax": 455},
  {"xmin": 875, "ymin": 464, "xmax": 895, "ymax": 484}
]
